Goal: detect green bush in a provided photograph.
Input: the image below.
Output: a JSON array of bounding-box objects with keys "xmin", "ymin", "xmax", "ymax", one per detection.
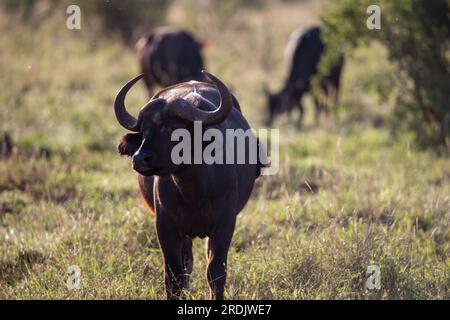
[
  {"xmin": 319, "ymin": 0, "xmax": 449, "ymax": 153},
  {"xmin": 78, "ymin": 0, "xmax": 172, "ymax": 45}
]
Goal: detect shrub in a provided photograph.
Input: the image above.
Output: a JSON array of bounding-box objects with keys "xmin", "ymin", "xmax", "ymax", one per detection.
[{"xmin": 319, "ymin": 0, "xmax": 450, "ymax": 153}]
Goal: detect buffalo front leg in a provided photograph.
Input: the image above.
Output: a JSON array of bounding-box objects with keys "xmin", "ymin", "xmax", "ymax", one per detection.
[
  {"xmin": 205, "ymin": 218, "xmax": 236, "ymax": 300},
  {"xmin": 156, "ymin": 213, "xmax": 185, "ymax": 300}
]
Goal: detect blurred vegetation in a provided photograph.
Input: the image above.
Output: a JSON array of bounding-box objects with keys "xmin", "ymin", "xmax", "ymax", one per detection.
[
  {"xmin": 320, "ymin": 0, "xmax": 450, "ymax": 154},
  {"xmin": 0, "ymin": 0, "xmax": 172, "ymax": 44}
]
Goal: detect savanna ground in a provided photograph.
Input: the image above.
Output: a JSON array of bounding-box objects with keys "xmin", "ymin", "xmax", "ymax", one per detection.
[{"xmin": 0, "ymin": 0, "xmax": 449, "ymax": 299}]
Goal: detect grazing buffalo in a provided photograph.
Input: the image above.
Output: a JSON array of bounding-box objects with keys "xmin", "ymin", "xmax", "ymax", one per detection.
[
  {"xmin": 264, "ymin": 26, "xmax": 344, "ymax": 126},
  {"xmin": 114, "ymin": 71, "xmax": 264, "ymax": 299},
  {"xmin": 136, "ymin": 27, "xmax": 205, "ymax": 94}
]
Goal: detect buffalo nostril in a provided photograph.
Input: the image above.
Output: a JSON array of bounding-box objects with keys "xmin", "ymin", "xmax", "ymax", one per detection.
[{"xmin": 132, "ymin": 154, "xmax": 152, "ymax": 167}]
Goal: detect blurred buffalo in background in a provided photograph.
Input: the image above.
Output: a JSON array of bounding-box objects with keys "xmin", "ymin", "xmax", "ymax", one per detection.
[
  {"xmin": 136, "ymin": 27, "xmax": 206, "ymax": 94},
  {"xmin": 264, "ymin": 26, "xmax": 344, "ymax": 126}
]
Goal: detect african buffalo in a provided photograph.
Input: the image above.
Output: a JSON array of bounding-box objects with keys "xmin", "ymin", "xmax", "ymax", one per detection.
[
  {"xmin": 114, "ymin": 71, "xmax": 264, "ymax": 299},
  {"xmin": 136, "ymin": 27, "xmax": 205, "ymax": 94},
  {"xmin": 264, "ymin": 26, "xmax": 344, "ymax": 126}
]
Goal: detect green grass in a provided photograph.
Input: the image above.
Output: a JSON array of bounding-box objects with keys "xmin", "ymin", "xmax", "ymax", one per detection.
[{"xmin": 0, "ymin": 1, "xmax": 449, "ymax": 299}]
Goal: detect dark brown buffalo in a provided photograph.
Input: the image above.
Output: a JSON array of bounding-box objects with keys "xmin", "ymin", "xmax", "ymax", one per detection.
[
  {"xmin": 264, "ymin": 26, "xmax": 344, "ymax": 126},
  {"xmin": 114, "ymin": 71, "xmax": 263, "ymax": 299},
  {"xmin": 136, "ymin": 27, "xmax": 205, "ymax": 94}
]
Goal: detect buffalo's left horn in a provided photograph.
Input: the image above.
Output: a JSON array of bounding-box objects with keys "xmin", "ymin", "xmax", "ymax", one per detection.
[
  {"xmin": 167, "ymin": 70, "xmax": 233, "ymax": 125},
  {"xmin": 114, "ymin": 74, "xmax": 145, "ymax": 132}
]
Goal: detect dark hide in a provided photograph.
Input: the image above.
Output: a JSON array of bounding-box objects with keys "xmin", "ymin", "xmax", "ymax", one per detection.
[
  {"xmin": 137, "ymin": 27, "xmax": 205, "ymax": 94},
  {"xmin": 265, "ymin": 26, "xmax": 344, "ymax": 125}
]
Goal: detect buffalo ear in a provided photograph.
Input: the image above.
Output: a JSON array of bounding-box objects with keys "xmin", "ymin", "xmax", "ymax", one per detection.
[{"xmin": 118, "ymin": 133, "xmax": 143, "ymax": 157}]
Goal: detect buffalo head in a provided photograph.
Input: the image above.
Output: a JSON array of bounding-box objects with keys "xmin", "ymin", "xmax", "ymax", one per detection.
[
  {"xmin": 263, "ymin": 84, "xmax": 292, "ymax": 126},
  {"xmin": 114, "ymin": 71, "xmax": 232, "ymax": 176}
]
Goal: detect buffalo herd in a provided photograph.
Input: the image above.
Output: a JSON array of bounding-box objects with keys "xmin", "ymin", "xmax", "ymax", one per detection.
[{"xmin": 115, "ymin": 25, "xmax": 344, "ymax": 299}]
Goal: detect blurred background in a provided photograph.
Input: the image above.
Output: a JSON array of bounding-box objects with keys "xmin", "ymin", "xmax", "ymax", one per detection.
[{"xmin": 0, "ymin": 0, "xmax": 448, "ymax": 299}]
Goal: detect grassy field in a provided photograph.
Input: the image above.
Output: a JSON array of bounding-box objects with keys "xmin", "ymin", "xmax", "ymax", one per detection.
[{"xmin": 0, "ymin": 1, "xmax": 449, "ymax": 299}]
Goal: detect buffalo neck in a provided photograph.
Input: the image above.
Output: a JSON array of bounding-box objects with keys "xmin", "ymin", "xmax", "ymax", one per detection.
[{"xmin": 170, "ymin": 164, "xmax": 210, "ymax": 207}]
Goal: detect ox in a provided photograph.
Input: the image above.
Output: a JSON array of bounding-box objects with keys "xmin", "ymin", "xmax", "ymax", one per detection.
[
  {"xmin": 136, "ymin": 27, "xmax": 205, "ymax": 94},
  {"xmin": 264, "ymin": 26, "xmax": 344, "ymax": 126},
  {"xmin": 114, "ymin": 71, "xmax": 263, "ymax": 299}
]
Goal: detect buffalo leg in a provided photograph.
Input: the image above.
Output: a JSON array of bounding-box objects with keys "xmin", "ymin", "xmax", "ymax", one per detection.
[
  {"xmin": 323, "ymin": 84, "xmax": 332, "ymax": 115},
  {"xmin": 313, "ymin": 95, "xmax": 324, "ymax": 124},
  {"xmin": 294, "ymin": 98, "xmax": 305, "ymax": 127},
  {"xmin": 331, "ymin": 83, "xmax": 340, "ymax": 108},
  {"xmin": 181, "ymin": 237, "xmax": 194, "ymax": 290},
  {"xmin": 205, "ymin": 218, "xmax": 236, "ymax": 300},
  {"xmin": 156, "ymin": 214, "xmax": 185, "ymax": 300},
  {"xmin": 143, "ymin": 77, "xmax": 153, "ymax": 97}
]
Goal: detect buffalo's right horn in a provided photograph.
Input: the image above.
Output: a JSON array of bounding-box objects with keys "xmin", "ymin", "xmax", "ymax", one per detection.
[{"xmin": 114, "ymin": 74, "xmax": 145, "ymax": 132}]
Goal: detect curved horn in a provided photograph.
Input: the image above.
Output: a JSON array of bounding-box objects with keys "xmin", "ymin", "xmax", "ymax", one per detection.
[
  {"xmin": 167, "ymin": 70, "xmax": 233, "ymax": 125},
  {"xmin": 114, "ymin": 74, "xmax": 145, "ymax": 132}
]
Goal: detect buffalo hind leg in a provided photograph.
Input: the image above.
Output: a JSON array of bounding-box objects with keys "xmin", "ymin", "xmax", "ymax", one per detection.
[
  {"xmin": 181, "ymin": 237, "xmax": 194, "ymax": 290},
  {"xmin": 323, "ymin": 84, "xmax": 332, "ymax": 116},
  {"xmin": 299, "ymin": 103, "xmax": 305, "ymax": 127},
  {"xmin": 156, "ymin": 213, "xmax": 185, "ymax": 300},
  {"xmin": 313, "ymin": 95, "xmax": 325, "ymax": 124},
  {"xmin": 205, "ymin": 218, "xmax": 236, "ymax": 300},
  {"xmin": 294, "ymin": 99, "xmax": 305, "ymax": 128},
  {"xmin": 331, "ymin": 83, "xmax": 340, "ymax": 108}
]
